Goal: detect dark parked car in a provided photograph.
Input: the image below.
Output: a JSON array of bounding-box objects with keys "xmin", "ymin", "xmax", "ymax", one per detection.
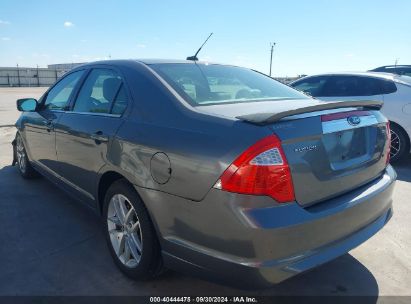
[
  {"xmin": 369, "ymin": 65, "xmax": 411, "ymax": 77},
  {"xmin": 13, "ymin": 60, "xmax": 396, "ymax": 288}
]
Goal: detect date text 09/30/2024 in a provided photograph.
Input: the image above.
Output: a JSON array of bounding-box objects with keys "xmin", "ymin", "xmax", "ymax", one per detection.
[{"xmin": 150, "ymin": 297, "xmax": 258, "ymax": 303}]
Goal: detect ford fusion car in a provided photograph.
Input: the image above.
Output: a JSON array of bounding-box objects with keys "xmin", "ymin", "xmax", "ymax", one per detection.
[
  {"xmin": 290, "ymin": 72, "xmax": 411, "ymax": 162},
  {"xmin": 13, "ymin": 60, "xmax": 396, "ymax": 288}
]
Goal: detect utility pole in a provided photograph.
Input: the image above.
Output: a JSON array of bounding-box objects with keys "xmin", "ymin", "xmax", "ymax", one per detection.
[
  {"xmin": 269, "ymin": 42, "xmax": 276, "ymax": 77},
  {"xmin": 16, "ymin": 63, "xmax": 21, "ymax": 87},
  {"xmin": 36, "ymin": 64, "xmax": 40, "ymax": 87}
]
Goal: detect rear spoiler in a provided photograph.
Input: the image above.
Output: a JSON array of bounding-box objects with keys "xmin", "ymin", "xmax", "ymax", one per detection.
[{"xmin": 236, "ymin": 100, "xmax": 383, "ymax": 125}]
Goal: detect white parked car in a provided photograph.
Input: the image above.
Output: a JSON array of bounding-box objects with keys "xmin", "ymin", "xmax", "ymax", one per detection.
[{"xmin": 290, "ymin": 72, "xmax": 411, "ymax": 162}]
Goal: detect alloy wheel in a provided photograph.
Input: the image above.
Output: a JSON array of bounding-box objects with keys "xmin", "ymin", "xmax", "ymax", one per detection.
[
  {"xmin": 390, "ymin": 129, "xmax": 401, "ymax": 160},
  {"xmin": 16, "ymin": 135, "xmax": 27, "ymax": 173},
  {"xmin": 107, "ymin": 194, "xmax": 143, "ymax": 268}
]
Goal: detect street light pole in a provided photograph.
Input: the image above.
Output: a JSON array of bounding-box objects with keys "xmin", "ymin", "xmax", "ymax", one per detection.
[
  {"xmin": 269, "ymin": 42, "xmax": 276, "ymax": 77},
  {"xmin": 16, "ymin": 63, "xmax": 21, "ymax": 87},
  {"xmin": 36, "ymin": 64, "xmax": 40, "ymax": 87}
]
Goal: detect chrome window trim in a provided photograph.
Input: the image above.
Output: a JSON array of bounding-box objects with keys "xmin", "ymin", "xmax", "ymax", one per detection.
[{"xmin": 62, "ymin": 111, "xmax": 121, "ymax": 118}]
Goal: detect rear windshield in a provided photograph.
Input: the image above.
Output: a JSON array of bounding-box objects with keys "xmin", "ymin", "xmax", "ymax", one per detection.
[{"xmin": 150, "ymin": 63, "xmax": 309, "ymax": 106}]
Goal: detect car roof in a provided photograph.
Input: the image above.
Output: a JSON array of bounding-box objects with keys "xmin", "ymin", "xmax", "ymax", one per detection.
[
  {"xmin": 74, "ymin": 58, "xmax": 225, "ymax": 68},
  {"xmin": 301, "ymin": 71, "xmax": 396, "ymax": 79},
  {"xmin": 371, "ymin": 65, "xmax": 411, "ymax": 69},
  {"xmin": 291, "ymin": 71, "xmax": 411, "ymax": 86}
]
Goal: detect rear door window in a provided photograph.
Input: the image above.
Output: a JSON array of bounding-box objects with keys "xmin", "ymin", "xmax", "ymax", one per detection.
[
  {"xmin": 111, "ymin": 85, "xmax": 128, "ymax": 115},
  {"xmin": 320, "ymin": 76, "xmax": 362, "ymax": 97},
  {"xmin": 73, "ymin": 68, "xmax": 128, "ymax": 114},
  {"xmin": 378, "ymin": 79, "xmax": 397, "ymax": 95},
  {"xmin": 356, "ymin": 77, "xmax": 384, "ymax": 96},
  {"xmin": 320, "ymin": 76, "xmax": 397, "ymax": 97}
]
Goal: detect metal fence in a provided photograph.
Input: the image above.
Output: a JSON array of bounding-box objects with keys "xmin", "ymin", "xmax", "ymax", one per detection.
[
  {"xmin": 0, "ymin": 66, "xmax": 301, "ymax": 87},
  {"xmin": 0, "ymin": 67, "xmax": 68, "ymax": 87}
]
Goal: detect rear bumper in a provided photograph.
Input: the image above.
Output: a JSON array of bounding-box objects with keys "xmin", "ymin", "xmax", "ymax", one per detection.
[
  {"xmin": 163, "ymin": 207, "xmax": 392, "ymax": 288},
  {"xmin": 137, "ymin": 166, "xmax": 396, "ymax": 288}
]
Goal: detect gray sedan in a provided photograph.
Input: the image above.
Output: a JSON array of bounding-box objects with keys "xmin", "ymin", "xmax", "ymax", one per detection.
[{"xmin": 13, "ymin": 60, "xmax": 395, "ymax": 288}]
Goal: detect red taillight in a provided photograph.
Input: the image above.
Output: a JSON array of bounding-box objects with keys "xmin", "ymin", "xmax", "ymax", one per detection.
[
  {"xmin": 216, "ymin": 135, "xmax": 295, "ymax": 203},
  {"xmin": 386, "ymin": 121, "xmax": 391, "ymax": 164}
]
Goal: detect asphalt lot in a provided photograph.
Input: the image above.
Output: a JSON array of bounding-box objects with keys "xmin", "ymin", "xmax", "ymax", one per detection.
[{"xmin": 0, "ymin": 88, "xmax": 410, "ymax": 297}]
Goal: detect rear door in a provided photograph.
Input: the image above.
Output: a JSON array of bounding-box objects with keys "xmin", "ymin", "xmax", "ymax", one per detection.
[{"xmin": 54, "ymin": 67, "xmax": 129, "ymax": 202}]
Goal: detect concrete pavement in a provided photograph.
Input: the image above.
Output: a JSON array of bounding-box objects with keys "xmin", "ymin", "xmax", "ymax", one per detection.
[{"xmin": 0, "ymin": 87, "xmax": 47, "ymax": 126}]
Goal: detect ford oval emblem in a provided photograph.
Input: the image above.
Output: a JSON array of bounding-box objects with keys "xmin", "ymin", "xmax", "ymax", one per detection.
[{"xmin": 347, "ymin": 116, "xmax": 361, "ymax": 126}]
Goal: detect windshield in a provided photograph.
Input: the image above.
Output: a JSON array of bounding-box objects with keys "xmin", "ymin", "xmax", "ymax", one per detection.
[{"xmin": 150, "ymin": 63, "xmax": 309, "ymax": 106}]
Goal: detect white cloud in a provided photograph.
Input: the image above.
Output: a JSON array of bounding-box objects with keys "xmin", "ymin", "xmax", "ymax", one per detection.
[
  {"xmin": 344, "ymin": 53, "xmax": 355, "ymax": 58},
  {"xmin": 64, "ymin": 21, "xmax": 74, "ymax": 27},
  {"xmin": 0, "ymin": 20, "xmax": 10, "ymax": 25},
  {"xmin": 201, "ymin": 56, "xmax": 213, "ymax": 62},
  {"xmin": 93, "ymin": 57, "xmax": 111, "ymax": 61},
  {"xmin": 1, "ymin": 37, "xmax": 11, "ymax": 41},
  {"xmin": 233, "ymin": 55, "xmax": 253, "ymax": 68},
  {"xmin": 137, "ymin": 44, "xmax": 146, "ymax": 48}
]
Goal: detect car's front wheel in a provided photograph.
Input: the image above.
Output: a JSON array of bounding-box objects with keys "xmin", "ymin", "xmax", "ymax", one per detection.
[
  {"xmin": 15, "ymin": 133, "xmax": 37, "ymax": 178},
  {"xmin": 390, "ymin": 124, "xmax": 410, "ymax": 163},
  {"xmin": 103, "ymin": 179, "xmax": 162, "ymax": 280}
]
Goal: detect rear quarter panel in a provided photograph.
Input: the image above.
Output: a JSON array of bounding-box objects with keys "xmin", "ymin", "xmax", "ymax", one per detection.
[{"xmin": 109, "ymin": 63, "xmax": 272, "ymax": 201}]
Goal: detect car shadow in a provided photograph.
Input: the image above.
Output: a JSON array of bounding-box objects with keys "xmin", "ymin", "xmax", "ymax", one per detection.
[
  {"xmin": 257, "ymin": 254, "xmax": 379, "ymax": 298},
  {"xmin": 392, "ymin": 156, "xmax": 411, "ymax": 182},
  {"xmin": 0, "ymin": 164, "xmax": 379, "ymax": 299}
]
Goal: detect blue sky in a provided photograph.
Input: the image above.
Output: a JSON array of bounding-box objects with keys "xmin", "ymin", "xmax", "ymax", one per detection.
[{"xmin": 0, "ymin": 0, "xmax": 410, "ymax": 76}]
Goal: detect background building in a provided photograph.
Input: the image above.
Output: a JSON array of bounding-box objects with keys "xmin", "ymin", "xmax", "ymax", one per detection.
[
  {"xmin": 47, "ymin": 63, "xmax": 84, "ymax": 71},
  {"xmin": 0, "ymin": 62, "xmax": 301, "ymax": 87},
  {"xmin": 0, "ymin": 62, "xmax": 85, "ymax": 87}
]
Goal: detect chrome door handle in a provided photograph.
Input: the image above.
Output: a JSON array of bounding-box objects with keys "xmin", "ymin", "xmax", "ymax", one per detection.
[
  {"xmin": 43, "ymin": 119, "xmax": 54, "ymax": 131},
  {"xmin": 90, "ymin": 131, "xmax": 109, "ymax": 143}
]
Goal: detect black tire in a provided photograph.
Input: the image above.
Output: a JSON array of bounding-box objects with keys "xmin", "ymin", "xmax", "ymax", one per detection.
[
  {"xmin": 15, "ymin": 133, "xmax": 38, "ymax": 179},
  {"xmin": 103, "ymin": 179, "xmax": 162, "ymax": 280},
  {"xmin": 390, "ymin": 123, "xmax": 410, "ymax": 163}
]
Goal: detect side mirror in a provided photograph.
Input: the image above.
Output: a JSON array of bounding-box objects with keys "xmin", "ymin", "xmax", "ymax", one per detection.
[{"xmin": 17, "ymin": 98, "xmax": 38, "ymax": 112}]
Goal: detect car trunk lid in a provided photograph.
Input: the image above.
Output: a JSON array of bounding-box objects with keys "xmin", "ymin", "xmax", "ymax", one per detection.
[
  {"xmin": 197, "ymin": 99, "xmax": 389, "ymax": 207},
  {"xmin": 236, "ymin": 101, "xmax": 388, "ymax": 207}
]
